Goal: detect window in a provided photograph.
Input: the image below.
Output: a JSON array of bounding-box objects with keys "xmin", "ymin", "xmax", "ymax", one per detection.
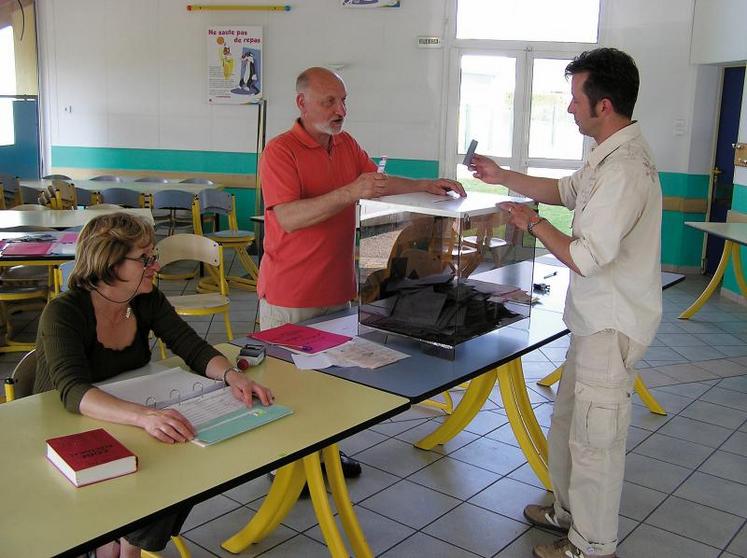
[
  {"xmin": 448, "ymin": 0, "xmax": 601, "ymax": 236},
  {"xmin": 0, "ymin": 25, "xmax": 16, "ymax": 146}
]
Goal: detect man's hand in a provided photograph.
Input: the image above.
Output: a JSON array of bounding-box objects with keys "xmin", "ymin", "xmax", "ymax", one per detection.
[
  {"xmin": 470, "ymin": 154, "xmax": 508, "ymax": 185},
  {"xmin": 348, "ymin": 172, "xmax": 388, "ymax": 201},
  {"xmin": 498, "ymin": 201, "xmax": 539, "ymax": 232},
  {"xmin": 140, "ymin": 408, "xmax": 196, "ymax": 444},
  {"xmin": 422, "ymin": 178, "xmax": 466, "ymax": 197},
  {"xmin": 225, "ymin": 370, "xmax": 275, "ymax": 407}
]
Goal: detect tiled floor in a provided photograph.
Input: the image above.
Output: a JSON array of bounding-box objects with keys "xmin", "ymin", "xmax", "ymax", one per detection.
[{"xmin": 3, "ymin": 264, "xmax": 747, "ymax": 558}]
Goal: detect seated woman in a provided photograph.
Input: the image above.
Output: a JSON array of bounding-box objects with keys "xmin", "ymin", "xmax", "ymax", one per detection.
[{"xmin": 34, "ymin": 212, "xmax": 273, "ymax": 558}]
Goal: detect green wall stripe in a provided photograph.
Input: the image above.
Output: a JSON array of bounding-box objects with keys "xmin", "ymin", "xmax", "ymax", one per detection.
[
  {"xmin": 732, "ymin": 183, "xmax": 747, "ymax": 212},
  {"xmin": 659, "ymin": 172, "xmax": 709, "ymax": 198},
  {"xmin": 51, "ymin": 146, "xmax": 441, "ymax": 180},
  {"xmin": 661, "ymin": 210, "xmax": 705, "ymax": 267},
  {"xmin": 723, "ymin": 183, "xmax": 746, "ymax": 295},
  {"xmin": 52, "ymin": 146, "xmax": 258, "ymax": 174}
]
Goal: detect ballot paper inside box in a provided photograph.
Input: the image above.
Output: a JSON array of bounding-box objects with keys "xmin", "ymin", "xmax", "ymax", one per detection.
[{"xmin": 358, "ymin": 191, "xmax": 537, "ymax": 358}]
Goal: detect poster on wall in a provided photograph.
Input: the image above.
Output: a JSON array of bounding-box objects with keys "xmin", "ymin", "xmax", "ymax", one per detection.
[
  {"xmin": 207, "ymin": 26, "xmax": 263, "ymax": 104},
  {"xmin": 342, "ymin": 0, "xmax": 400, "ymax": 6}
]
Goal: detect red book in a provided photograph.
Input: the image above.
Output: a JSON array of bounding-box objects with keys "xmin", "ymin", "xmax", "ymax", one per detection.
[{"xmin": 46, "ymin": 428, "xmax": 138, "ymax": 487}]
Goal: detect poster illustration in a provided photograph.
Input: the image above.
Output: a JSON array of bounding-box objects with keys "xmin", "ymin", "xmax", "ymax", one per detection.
[{"xmin": 207, "ymin": 26, "xmax": 263, "ymax": 104}]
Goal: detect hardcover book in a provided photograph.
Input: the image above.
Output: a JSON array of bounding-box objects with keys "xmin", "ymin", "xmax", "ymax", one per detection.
[{"xmin": 46, "ymin": 428, "xmax": 137, "ymax": 487}]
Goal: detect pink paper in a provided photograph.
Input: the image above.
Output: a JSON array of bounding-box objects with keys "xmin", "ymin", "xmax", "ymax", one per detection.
[
  {"xmin": 58, "ymin": 232, "xmax": 79, "ymax": 243},
  {"xmin": 2, "ymin": 242, "xmax": 54, "ymax": 256},
  {"xmin": 249, "ymin": 323, "xmax": 351, "ymax": 354}
]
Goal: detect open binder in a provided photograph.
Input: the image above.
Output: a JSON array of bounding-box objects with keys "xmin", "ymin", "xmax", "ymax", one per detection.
[{"xmin": 98, "ymin": 368, "xmax": 292, "ymax": 446}]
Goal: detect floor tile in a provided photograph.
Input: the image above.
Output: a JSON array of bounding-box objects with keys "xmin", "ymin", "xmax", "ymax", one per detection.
[
  {"xmin": 617, "ymin": 524, "xmax": 720, "ymax": 557},
  {"xmin": 449, "ymin": 437, "xmax": 528, "ymax": 475},
  {"xmin": 355, "ymin": 438, "xmax": 442, "ymax": 477},
  {"xmin": 359, "ymin": 479, "xmax": 460, "ymax": 529},
  {"xmin": 625, "ymin": 425, "xmax": 652, "ymax": 452},
  {"xmin": 422, "ymin": 502, "xmax": 528, "ymax": 557},
  {"xmin": 646, "ymin": 496, "xmax": 744, "ymax": 549},
  {"xmin": 632, "ymin": 433, "xmax": 713, "ymax": 469},
  {"xmin": 624, "ymin": 453, "xmax": 692, "ymax": 493},
  {"xmin": 506, "ymin": 463, "xmax": 547, "ymax": 490},
  {"xmin": 395, "ymin": 420, "xmax": 480, "ymax": 455},
  {"xmin": 619, "ymin": 481, "xmax": 668, "ymax": 521},
  {"xmin": 247, "ymin": 495, "xmax": 322, "ymax": 533},
  {"xmin": 657, "ymin": 416, "xmax": 734, "ymax": 448},
  {"xmin": 629, "ymin": 402, "xmax": 673, "ymax": 431},
  {"xmin": 727, "ymin": 523, "xmax": 747, "ymax": 557},
  {"xmin": 652, "ymin": 382, "xmax": 714, "ymax": 399},
  {"xmin": 719, "ymin": 375, "xmax": 747, "ymax": 393},
  {"xmin": 633, "ymin": 389, "xmax": 693, "ymax": 414},
  {"xmin": 655, "ymin": 362, "xmax": 721, "ymax": 382},
  {"xmin": 222, "ymin": 476, "xmax": 272, "ymax": 505},
  {"xmin": 694, "ymin": 333, "xmax": 746, "ymax": 346},
  {"xmin": 675, "ymin": 472, "xmax": 747, "ymax": 518},
  {"xmin": 340, "ymin": 462, "xmax": 401, "ymax": 504},
  {"xmin": 694, "ymin": 359, "xmax": 747, "ymax": 377},
  {"xmin": 460, "ymin": 409, "xmax": 509, "ymax": 436},
  {"xmin": 698, "ymin": 450, "xmax": 747, "ymax": 485},
  {"xmin": 680, "ymin": 400, "xmax": 747, "ymax": 429},
  {"xmin": 645, "ymin": 347, "xmax": 691, "ymax": 362},
  {"xmin": 493, "ymin": 527, "xmax": 558, "ymax": 558},
  {"xmin": 407, "ymin": 455, "xmax": 501, "ymax": 500},
  {"xmin": 255, "ymin": 534, "xmax": 330, "ymax": 558},
  {"xmin": 657, "ymin": 333, "xmax": 709, "ymax": 347},
  {"xmin": 304, "ymin": 506, "xmax": 415, "ymax": 556},
  {"xmin": 339, "ymin": 428, "xmax": 388, "ymax": 456},
  {"xmin": 379, "ymin": 532, "xmax": 480, "ymax": 558},
  {"xmin": 637, "ymin": 368, "xmax": 681, "ymax": 388},
  {"xmin": 712, "ymin": 345, "xmax": 747, "ymax": 358},
  {"xmin": 181, "ymin": 494, "xmax": 243, "ymax": 532},
  {"xmin": 699, "ymin": 387, "xmax": 747, "ymax": 412},
  {"xmin": 369, "ymin": 418, "xmax": 429, "ymax": 437},
  {"xmin": 185, "ymin": 506, "xmax": 296, "ymax": 558},
  {"xmin": 161, "ymin": 536, "xmax": 218, "ymax": 558},
  {"xmin": 722, "ymin": 430, "xmax": 747, "ymax": 457},
  {"xmin": 468, "ymin": 476, "xmax": 552, "ymax": 523}
]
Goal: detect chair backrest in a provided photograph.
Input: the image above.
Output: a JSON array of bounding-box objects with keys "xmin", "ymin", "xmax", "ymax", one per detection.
[
  {"xmin": 88, "ymin": 203, "xmax": 123, "ymax": 210},
  {"xmin": 155, "ymin": 234, "xmax": 227, "ymax": 294},
  {"xmin": 99, "ymin": 188, "xmax": 144, "ymax": 208},
  {"xmin": 135, "ymin": 176, "xmax": 170, "ymax": 183},
  {"xmin": 90, "ymin": 175, "xmax": 126, "ymax": 183},
  {"xmin": 152, "ymin": 189, "xmax": 195, "ymax": 210},
  {"xmin": 180, "ymin": 177, "xmax": 214, "ymax": 185},
  {"xmin": 74, "ymin": 187, "xmax": 97, "ymax": 207},
  {"xmin": 1, "ymin": 175, "xmax": 19, "ymax": 207},
  {"xmin": 54, "ymin": 260, "xmax": 76, "ymax": 295},
  {"xmin": 9, "ymin": 349, "xmax": 37, "ymax": 400},
  {"xmin": 43, "ymin": 174, "xmax": 72, "ymax": 180},
  {"xmin": 50, "ymin": 180, "xmax": 77, "ymax": 210},
  {"xmin": 193, "ymin": 189, "xmax": 241, "ymax": 234},
  {"xmin": 19, "ymin": 185, "xmax": 40, "ymax": 204}
]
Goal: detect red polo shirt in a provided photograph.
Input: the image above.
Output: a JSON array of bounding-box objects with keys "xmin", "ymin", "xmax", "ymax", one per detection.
[{"xmin": 258, "ymin": 120, "xmax": 377, "ymax": 308}]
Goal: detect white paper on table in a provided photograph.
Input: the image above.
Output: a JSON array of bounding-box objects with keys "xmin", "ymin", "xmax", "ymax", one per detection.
[
  {"xmin": 311, "ymin": 315, "xmax": 358, "ymax": 337},
  {"xmin": 291, "ymin": 351, "xmax": 336, "ymax": 369},
  {"xmin": 325, "ymin": 337, "xmax": 409, "ymax": 369}
]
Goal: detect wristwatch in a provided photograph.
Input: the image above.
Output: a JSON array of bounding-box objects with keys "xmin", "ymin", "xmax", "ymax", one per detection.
[
  {"xmin": 222, "ymin": 366, "xmax": 241, "ymax": 385},
  {"xmin": 527, "ymin": 217, "xmax": 547, "ymax": 236}
]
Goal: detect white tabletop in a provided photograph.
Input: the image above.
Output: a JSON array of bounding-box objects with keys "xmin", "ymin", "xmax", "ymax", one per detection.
[
  {"xmin": 21, "ymin": 179, "xmax": 217, "ymax": 195},
  {"xmin": 685, "ymin": 222, "xmax": 747, "ymax": 245},
  {"xmin": 360, "ymin": 191, "xmax": 532, "ymax": 219},
  {"xmin": 0, "ymin": 207, "xmax": 154, "ymax": 229}
]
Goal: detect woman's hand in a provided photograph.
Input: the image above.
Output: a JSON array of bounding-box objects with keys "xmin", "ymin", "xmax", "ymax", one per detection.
[
  {"xmin": 139, "ymin": 408, "xmax": 196, "ymax": 443},
  {"xmin": 226, "ymin": 370, "xmax": 275, "ymax": 407}
]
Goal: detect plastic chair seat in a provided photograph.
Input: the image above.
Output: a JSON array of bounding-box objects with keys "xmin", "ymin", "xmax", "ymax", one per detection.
[
  {"xmin": 208, "ymin": 230, "xmax": 255, "ymax": 243},
  {"xmin": 166, "ymin": 293, "xmax": 229, "ymax": 311}
]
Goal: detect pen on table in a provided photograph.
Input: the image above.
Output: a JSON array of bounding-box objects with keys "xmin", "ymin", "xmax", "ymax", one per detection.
[
  {"xmin": 262, "ymin": 341, "xmax": 313, "ymax": 352},
  {"xmin": 544, "ymin": 271, "xmax": 558, "ymax": 279},
  {"xmin": 376, "ymin": 156, "xmax": 388, "ymax": 174}
]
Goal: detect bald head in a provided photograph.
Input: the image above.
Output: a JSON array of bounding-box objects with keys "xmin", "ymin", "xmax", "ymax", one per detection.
[
  {"xmin": 296, "ymin": 66, "xmax": 345, "ymax": 94},
  {"xmin": 295, "ymin": 66, "xmax": 348, "ymax": 146}
]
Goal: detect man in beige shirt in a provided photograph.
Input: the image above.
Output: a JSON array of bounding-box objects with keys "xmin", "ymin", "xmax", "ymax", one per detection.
[{"xmin": 471, "ymin": 48, "xmax": 662, "ymax": 558}]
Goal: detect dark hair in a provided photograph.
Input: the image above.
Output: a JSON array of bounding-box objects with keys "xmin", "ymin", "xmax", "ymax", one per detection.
[{"xmin": 565, "ymin": 48, "xmax": 639, "ymax": 118}]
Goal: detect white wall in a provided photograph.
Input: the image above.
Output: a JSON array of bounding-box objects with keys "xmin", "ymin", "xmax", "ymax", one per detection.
[
  {"xmin": 38, "ymin": 0, "xmax": 719, "ymax": 177},
  {"xmin": 691, "ymin": 0, "xmax": 747, "ymax": 65}
]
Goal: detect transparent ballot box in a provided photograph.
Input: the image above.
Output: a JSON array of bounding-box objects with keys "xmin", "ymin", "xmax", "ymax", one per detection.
[{"xmin": 358, "ymin": 191, "xmax": 537, "ymax": 355}]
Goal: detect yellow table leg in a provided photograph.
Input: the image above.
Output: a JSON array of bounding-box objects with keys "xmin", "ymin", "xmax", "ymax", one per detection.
[
  {"xmin": 634, "ymin": 375, "xmax": 666, "ymax": 416},
  {"xmin": 537, "ymin": 366, "xmax": 563, "ymax": 387},
  {"xmin": 303, "ymin": 451, "xmax": 350, "ymax": 558},
  {"xmin": 497, "ymin": 361, "xmax": 551, "ymax": 490},
  {"xmin": 141, "ymin": 535, "xmax": 191, "ymax": 558},
  {"xmin": 221, "ymin": 461, "xmax": 305, "ymax": 553},
  {"xmin": 414, "ymin": 369, "xmax": 497, "ymax": 450},
  {"xmin": 679, "ymin": 239, "xmax": 734, "ymax": 319},
  {"xmin": 507, "ymin": 360, "xmax": 548, "ymax": 461},
  {"xmin": 323, "ymin": 444, "xmax": 373, "ymax": 558},
  {"xmin": 731, "ymin": 242, "xmax": 747, "ymax": 295},
  {"xmin": 419, "ymin": 390, "xmax": 454, "ymax": 414}
]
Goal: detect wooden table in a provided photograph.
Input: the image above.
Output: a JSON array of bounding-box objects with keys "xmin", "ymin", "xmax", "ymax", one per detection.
[
  {"xmin": 679, "ymin": 221, "xmax": 747, "ymax": 318},
  {"xmin": 20, "ymin": 179, "xmax": 217, "ymax": 196},
  {"xmin": 0, "ymin": 344, "xmax": 408, "ymax": 557},
  {"xmin": 0, "ymin": 207, "xmax": 154, "ymax": 229}
]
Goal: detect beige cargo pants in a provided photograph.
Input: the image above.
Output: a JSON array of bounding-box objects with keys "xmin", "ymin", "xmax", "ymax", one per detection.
[{"xmin": 548, "ymin": 329, "xmax": 647, "ymax": 556}]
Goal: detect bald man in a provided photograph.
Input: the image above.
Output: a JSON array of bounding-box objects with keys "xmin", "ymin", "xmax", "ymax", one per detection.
[{"xmin": 257, "ymin": 67, "xmax": 465, "ymax": 478}]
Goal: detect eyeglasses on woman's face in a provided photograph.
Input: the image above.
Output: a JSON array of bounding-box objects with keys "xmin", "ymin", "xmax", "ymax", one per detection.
[{"xmin": 123, "ymin": 252, "xmax": 159, "ymax": 267}]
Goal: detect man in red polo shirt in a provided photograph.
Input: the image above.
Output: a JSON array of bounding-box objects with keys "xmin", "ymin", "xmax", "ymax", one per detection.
[{"xmin": 258, "ymin": 66, "xmax": 465, "ymax": 477}]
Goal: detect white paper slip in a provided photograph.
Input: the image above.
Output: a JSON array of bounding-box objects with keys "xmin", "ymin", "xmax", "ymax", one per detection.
[
  {"xmin": 291, "ymin": 351, "xmax": 336, "ymax": 370},
  {"xmin": 311, "ymin": 315, "xmax": 359, "ymax": 337},
  {"xmin": 326, "ymin": 337, "xmax": 409, "ymax": 369}
]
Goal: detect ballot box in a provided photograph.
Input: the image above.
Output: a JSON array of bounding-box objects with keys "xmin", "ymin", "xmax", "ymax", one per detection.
[{"xmin": 358, "ymin": 191, "xmax": 537, "ymax": 357}]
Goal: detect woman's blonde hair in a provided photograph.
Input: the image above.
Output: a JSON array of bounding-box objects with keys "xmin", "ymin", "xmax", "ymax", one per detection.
[{"xmin": 68, "ymin": 212, "xmax": 155, "ymax": 291}]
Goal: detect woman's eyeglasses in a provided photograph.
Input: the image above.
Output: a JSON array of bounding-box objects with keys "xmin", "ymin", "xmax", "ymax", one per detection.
[{"xmin": 123, "ymin": 253, "xmax": 159, "ymax": 267}]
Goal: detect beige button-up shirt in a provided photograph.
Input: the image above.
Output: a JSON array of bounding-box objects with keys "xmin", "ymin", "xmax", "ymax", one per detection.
[{"xmin": 558, "ymin": 122, "xmax": 662, "ymax": 346}]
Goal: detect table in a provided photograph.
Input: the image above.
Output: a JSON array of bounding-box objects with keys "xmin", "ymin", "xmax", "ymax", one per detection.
[
  {"xmin": 0, "ymin": 344, "xmax": 408, "ymax": 557},
  {"xmin": 20, "ymin": 179, "xmax": 216, "ymax": 196},
  {"xmin": 0, "ymin": 207, "xmax": 154, "ymax": 229},
  {"xmin": 679, "ymin": 221, "xmax": 747, "ymax": 319},
  {"xmin": 248, "ymin": 262, "xmax": 684, "ymax": 490}
]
